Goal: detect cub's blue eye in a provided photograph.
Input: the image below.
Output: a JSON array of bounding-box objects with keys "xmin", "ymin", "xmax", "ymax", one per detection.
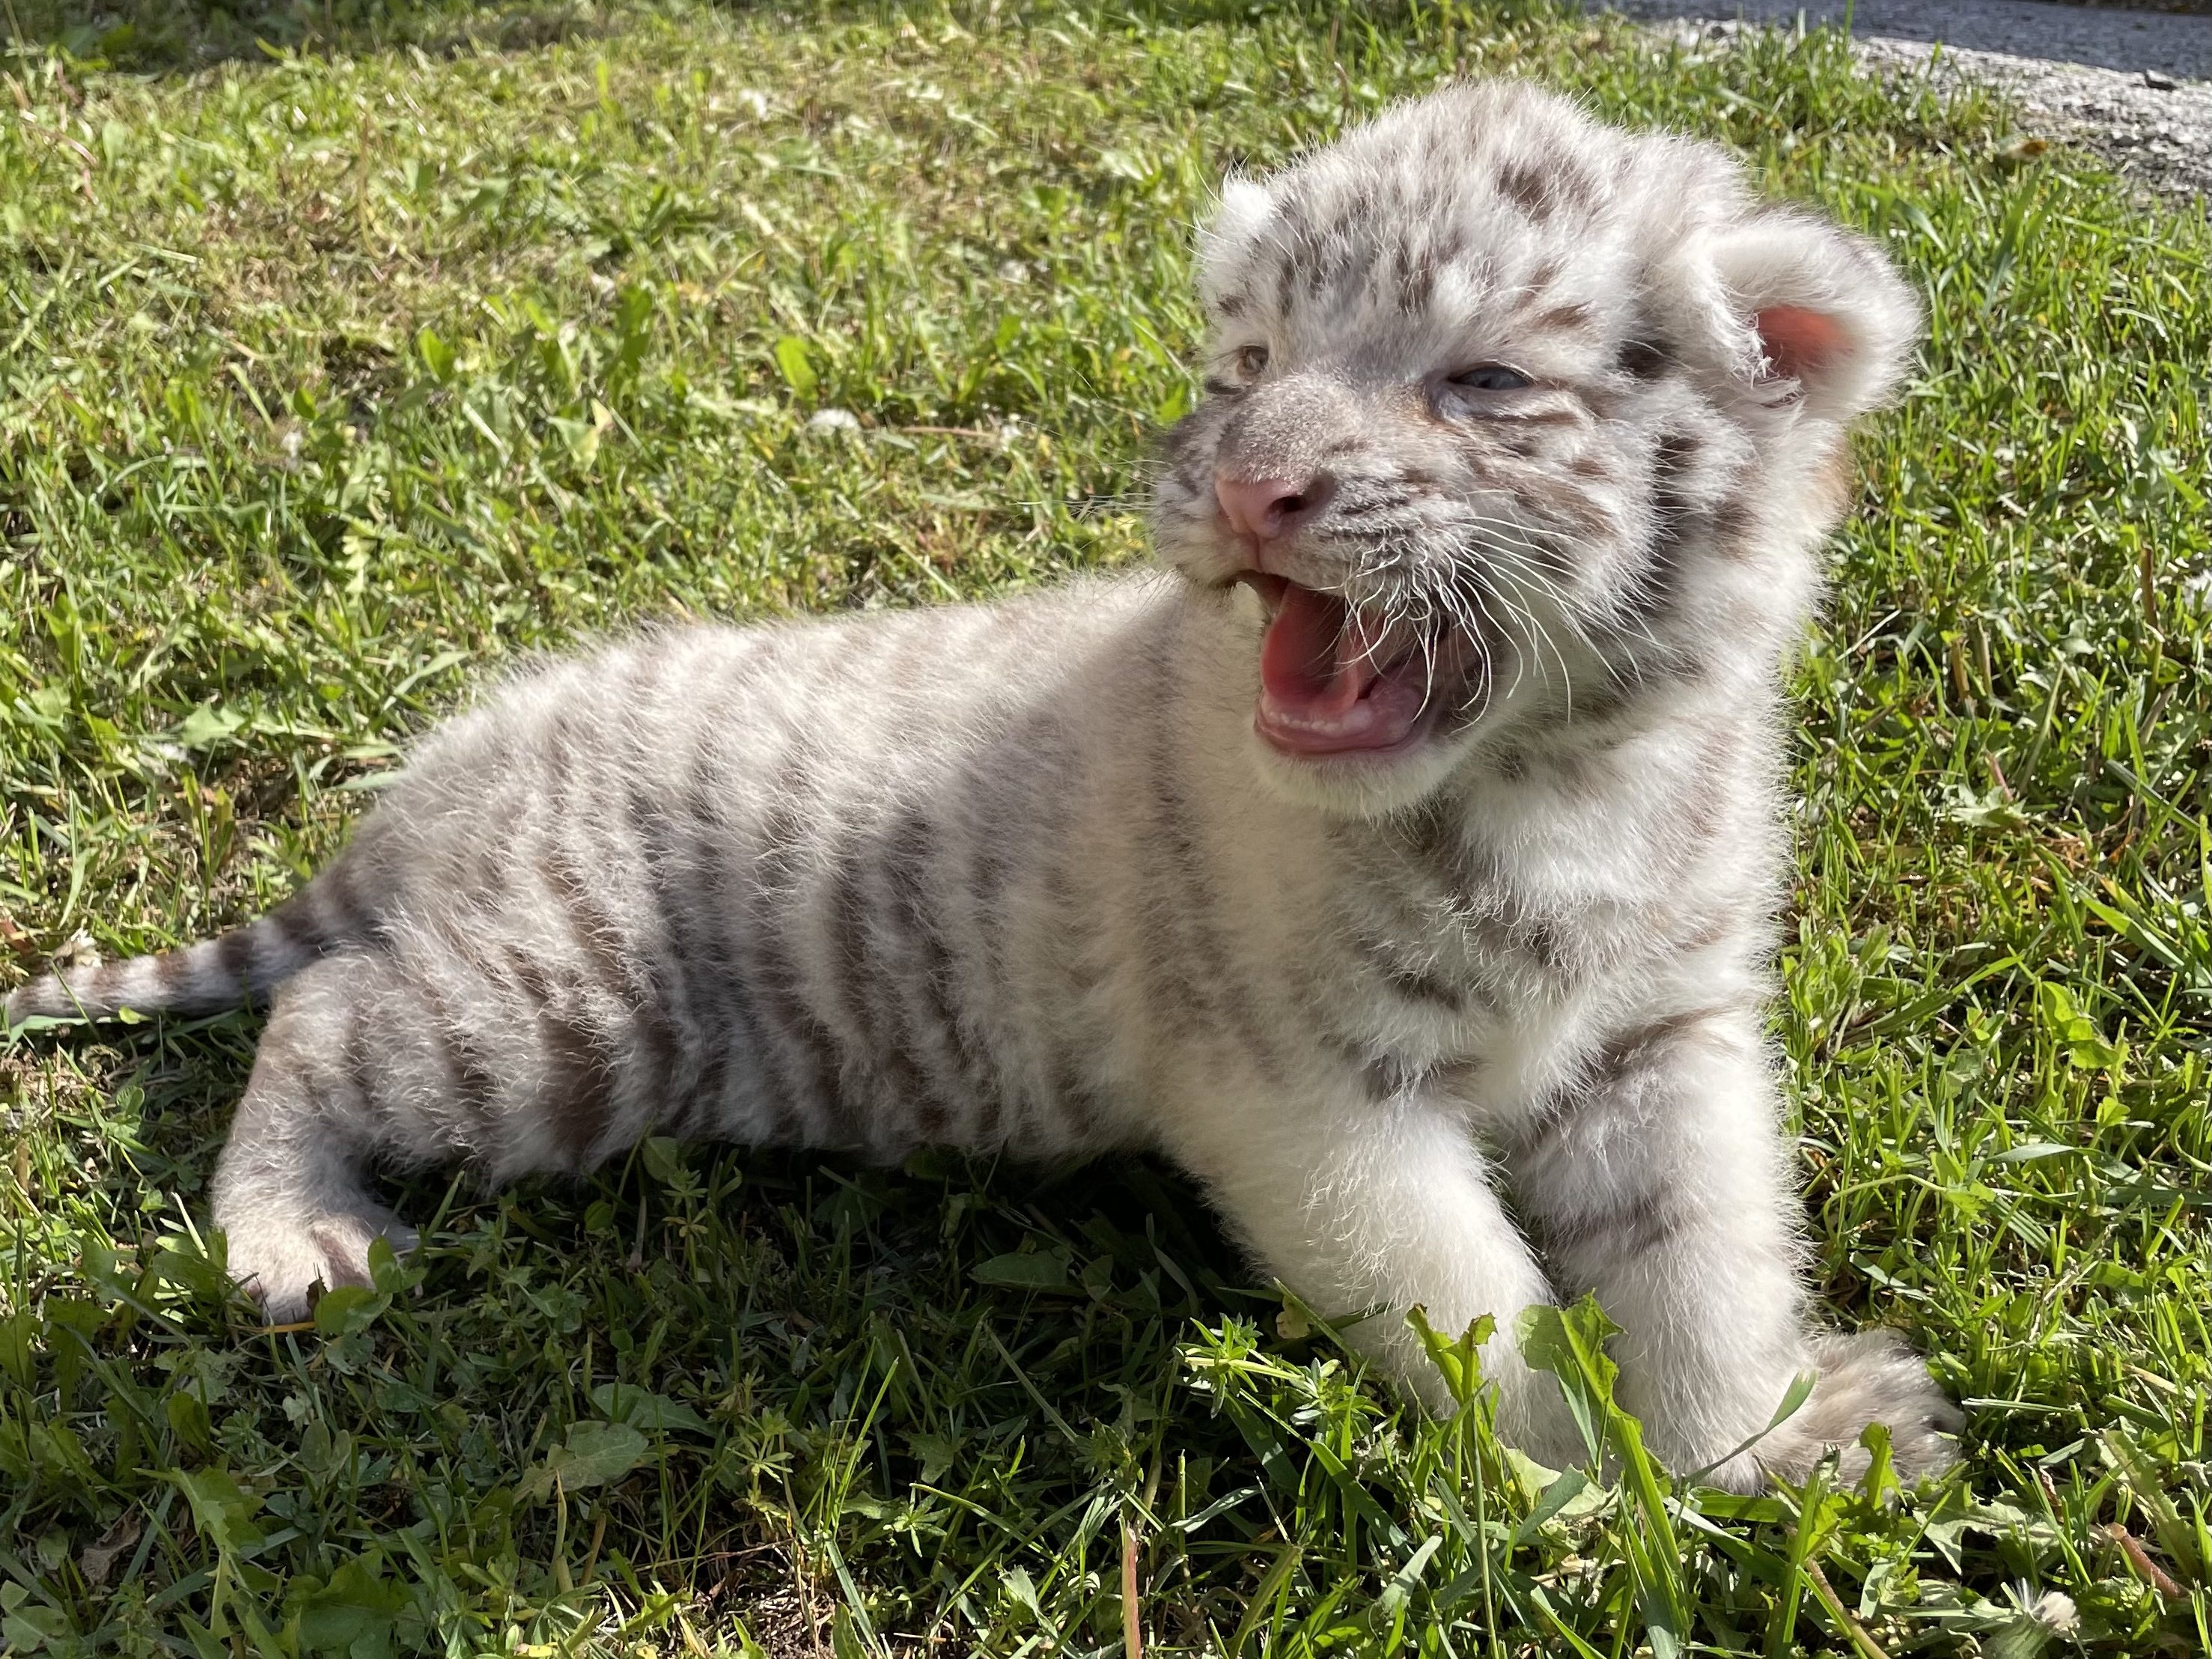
[{"xmin": 1451, "ymin": 365, "xmax": 1532, "ymax": 392}]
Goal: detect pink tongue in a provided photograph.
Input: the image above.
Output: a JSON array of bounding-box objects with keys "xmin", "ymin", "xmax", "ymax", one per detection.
[
  {"xmin": 1256, "ymin": 584, "xmax": 1428, "ymax": 755},
  {"xmin": 1261, "ymin": 584, "xmax": 1373, "ymax": 715}
]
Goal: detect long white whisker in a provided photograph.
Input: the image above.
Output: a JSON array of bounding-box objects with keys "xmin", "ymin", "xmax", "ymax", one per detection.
[
  {"xmin": 1482, "ymin": 555, "xmax": 1604, "ymax": 668},
  {"xmin": 1457, "ymin": 568, "xmax": 1544, "ymax": 702},
  {"xmin": 1479, "ymin": 563, "xmax": 1579, "ymax": 719}
]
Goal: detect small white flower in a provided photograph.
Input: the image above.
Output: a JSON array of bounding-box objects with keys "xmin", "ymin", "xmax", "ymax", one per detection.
[
  {"xmin": 2029, "ymin": 1590, "xmax": 2079, "ymax": 1636},
  {"xmin": 804, "ymin": 408, "xmax": 862, "ymax": 436}
]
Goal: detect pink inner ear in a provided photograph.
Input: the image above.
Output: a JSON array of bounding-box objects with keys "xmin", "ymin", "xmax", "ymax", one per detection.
[{"xmin": 1753, "ymin": 305, "xmax": 1853, "ymax": 383}]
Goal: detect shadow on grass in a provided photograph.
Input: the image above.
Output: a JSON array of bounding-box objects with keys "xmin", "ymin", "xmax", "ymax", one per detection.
[
  {"xmin": 389, "ymin": 1139, "xmax": 1266, "ymax": 1343},
  {"xmin": 97, "ymin": 1009, "xmax": 1267, "ymax": 1363},
  {"xmin": 4, "ymin": 0, "xmax": 633, "ymax": 73},
  {"xmin": 8, "ymin": 0, "xmax": 1431, "ymax": 76}
]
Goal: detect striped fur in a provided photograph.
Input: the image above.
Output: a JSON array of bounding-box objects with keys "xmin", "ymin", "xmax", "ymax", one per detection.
[
  {"xmin": 3, "ymin": 84, "xmax": 1957, "ymax": 1488},
  {"xmin": 3, "ymin": 877, "xmax": 371, "ymax": 1020}
]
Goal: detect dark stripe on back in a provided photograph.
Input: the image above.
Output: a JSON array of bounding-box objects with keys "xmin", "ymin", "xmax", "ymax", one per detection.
[
  {"xmin": 538, "ymin": 826, "xmax": 682, "ymax": 1148},
  {"xmin": 662, "ymin": 741, "xmax": 776, "ymax": 1142},
  {"xmin": 957, "ymin": 826, "xmax": 1011, "ymax": 1145},
  {"xmin": 747, "ymin": 752, "xmax": 855, "ymax": 1145},
  {"xmin": 409, "ymin": 966, "xmax": 502, "ymax": 1151},
  {"xmin": 815, "ymin": 832, "xmax": 915, "ymax": 1148},
  {"xmin": 1035, "ymin": 847, "xmax": 1110, "ymax": 1147},
  {"xmin": 696, "ymin": 785, "xmax": 796, "ymax": 1144},
  {"xmin": 538, "ymin": 1008, "xmax": 618, "ymax": 1168},
  {"xmin": 627, "ymin": 779, "xmax": 722, "ymax": 1136},
  {"xmin": 877, "ymin": 806, "xmax": 987, "ymax": 1143},
  {"xmin": 337, "ymin": 1000, "xmax": 383, "ymax": 1129}
]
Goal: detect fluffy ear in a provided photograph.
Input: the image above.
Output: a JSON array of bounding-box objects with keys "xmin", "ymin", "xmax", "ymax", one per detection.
[
  {"xmin": 1706, "ymin": 210, "xmax": 1920, "ymax": 422},
  {"xmin": 1194, "ymin": 174, "xmax": 1275, "ymax": 314}
]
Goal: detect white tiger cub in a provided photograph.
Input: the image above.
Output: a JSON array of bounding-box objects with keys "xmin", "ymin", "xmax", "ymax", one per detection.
[{"xmin": 5, "ymin": 82, "xmax": 1959, "ymax": 1488}]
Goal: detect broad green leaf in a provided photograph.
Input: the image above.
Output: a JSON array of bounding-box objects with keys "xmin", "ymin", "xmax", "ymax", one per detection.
[
  {"xmin": 591, "ymin": 1382, "xmax": 710, "ymax": 1435},
  {"xmin": 165, "ymin": 1467, "xmax": 264, "ymax": 1556},
  {"xmin": 313, "ymin": 1283, "xmax": 388, "ymax": 1339},
  {"xmin": 1511, "ymin": 1467, "xmax": 1594, "ymax": 1546},
  {"xmin": 519, "ymin": 1420, "xmax": 651, "ymax": 1501},
  {"xmin": 2036, "ymin": 981, "xmax": 2126, "ymax": 1071},
  {"xmin": 415, "ymin": 325, "xmax": 455, "ymax": 382},
  {"xmin": 177, "ymin": 702, "xmax": 246, "ymax": 750},
  {"xmin": 1517, "ymin": 1298, "xmax": 1621, "ymax": 1466},
  {"xmin": 1407, "ymin": 1305, "xmax": 1495, "ymax": 1410},
  {"xmin": 294, "ymin": 1553, "xmax": 409, "ymax": 1658},
  {"xmin": 773, "ymin": 335, "xmax": 817, "ymax": 400}
]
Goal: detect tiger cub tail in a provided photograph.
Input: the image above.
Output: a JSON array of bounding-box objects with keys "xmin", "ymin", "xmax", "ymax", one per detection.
[{"xmin": 4, "ymin": 856, "xmax": 372, "ymax": 1029}]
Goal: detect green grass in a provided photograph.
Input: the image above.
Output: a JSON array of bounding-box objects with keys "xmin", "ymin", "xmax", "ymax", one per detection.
[{"xmin": 0, "ymin": 1, "xmax": 2206, "ymax": 1653}]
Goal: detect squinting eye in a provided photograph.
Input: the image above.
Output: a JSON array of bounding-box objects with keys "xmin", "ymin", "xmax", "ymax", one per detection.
[
  {"xmin": 1234, "ymin": 344, "xmax": 1270, "ymax": 378},
  {"xmin": 1451, "ymin": 365, "xmax": 1532, "ymax": 392}
]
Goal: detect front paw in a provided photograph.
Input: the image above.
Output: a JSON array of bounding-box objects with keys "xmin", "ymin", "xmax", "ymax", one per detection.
[{"xmin": 1763, "ymin": 1330, "xmax": 1962, "ymax": 1485}]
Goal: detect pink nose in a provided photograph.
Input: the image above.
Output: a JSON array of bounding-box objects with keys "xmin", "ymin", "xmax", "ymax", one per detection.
[{"xmin": 1216, "ymin": 474, "xmax": 1333, "ymax": 544}]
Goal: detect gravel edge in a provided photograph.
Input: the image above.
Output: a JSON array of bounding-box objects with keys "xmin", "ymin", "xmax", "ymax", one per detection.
[{"xmin": 1599, "ymin": 2, "xmax": 2212, "ymax": 200}]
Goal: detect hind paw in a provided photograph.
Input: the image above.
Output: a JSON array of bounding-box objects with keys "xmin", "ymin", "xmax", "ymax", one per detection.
[
  {"xmin": 1764, "ymin": 1330, "xmax": 1962, "ymax": 1486},
  {"xmin": 221, "ymin": 1205, "xmax": 418, "ymax": 1324}
]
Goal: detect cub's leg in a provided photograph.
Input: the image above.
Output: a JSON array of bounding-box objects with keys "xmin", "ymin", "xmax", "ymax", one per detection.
[
  {"xmin": 209, "ymin": 934, "xmax": 713, "ymax": 1321},
  {"xmin": 212, "ymin": 952, "xmax": 443, "ymax": 1320},
  {"xmin": 1169, "ymin": 1086, "xmax": 1581, "ymax": 1467},
  {"xmin": 1510, "ymin": 1006, "xmax": 1959, "ymax": 1489}
]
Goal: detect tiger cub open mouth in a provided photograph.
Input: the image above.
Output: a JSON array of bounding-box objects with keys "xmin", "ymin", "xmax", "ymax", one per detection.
[{"xmin": 1238, "ymin": 572, "xmax": 1463, "ymax": 758}]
